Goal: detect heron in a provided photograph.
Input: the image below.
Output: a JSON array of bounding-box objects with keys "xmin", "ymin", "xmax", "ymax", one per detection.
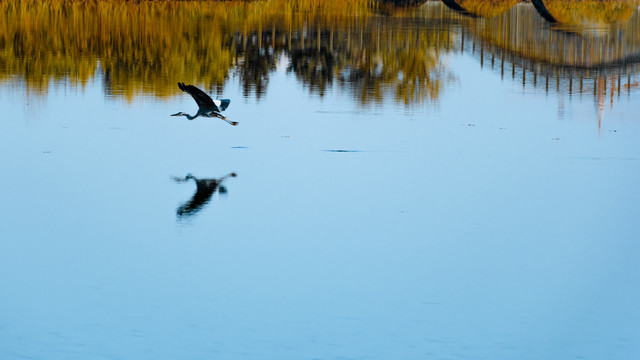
[{"xmin": 172, "ymin": 82, "xmax": 237, "ymax": 126}]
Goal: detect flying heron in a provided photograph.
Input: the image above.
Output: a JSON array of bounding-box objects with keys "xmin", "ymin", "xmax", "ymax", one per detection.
[{"xmin": 172, "ymin": 82, "xmax": 237, "ymax": 125}]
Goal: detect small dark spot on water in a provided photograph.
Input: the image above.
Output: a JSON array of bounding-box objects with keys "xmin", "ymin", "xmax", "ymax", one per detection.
[
  {"xmin": 323, "ymin": 149, "xmax": 362, "ymax": 153},
  {"xmin": 42, "ymin": 150, "xmax": 51, "ymax": 154},
  {"xmin": 281, "ymin": 135, "xmax": 291, "ymax": 138},
  {"xmin": 231, "ymin": 146, "xmax": 249, "ymax": 149},
  {"xmin": 463, "ymin": 123, "xmax": 475, "ymax": 127},
  {"xmin": 552, "ymin": 137, "xmax": 560, "ymax": 140},
  {"xmin": 609, "ymin": 129, "xmax": 618, "ymax": 132}
]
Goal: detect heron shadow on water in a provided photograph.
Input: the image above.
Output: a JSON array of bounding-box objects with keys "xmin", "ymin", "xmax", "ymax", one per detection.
[
  {"xmin": 173, "ymin": 172, "xmax": 237, "ymax": 219},
  {"xmin": 172, "ymin": 82, "xmax": 237, "ymax": 126}
]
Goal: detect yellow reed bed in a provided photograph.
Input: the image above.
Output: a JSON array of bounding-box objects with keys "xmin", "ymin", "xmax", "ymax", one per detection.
[
  {"xmin": 543, "ymin": 0, "xmax": 639, "ymax": 25},
  {"xmin": 456, "ymin": 0, "xmax": 519, "ymax": 17}
]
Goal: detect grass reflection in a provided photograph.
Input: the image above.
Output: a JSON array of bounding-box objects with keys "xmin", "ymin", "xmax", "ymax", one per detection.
[
  {"xmin": 1, "ymin": 0, "xmax": 238, "ymax": 99},
  {"xmin": 0, "ymin": 0, "xmax": 450, "ymax": 106},
  {"xmin": 461, "ymin": 1, "xmax": 640, "ymax": 127},
  {"xmin": 1, "ymin": 0, "xmax": 638, "ymax": 106},
  {"xmin": 467, "ymin": 3, "xmax": 640, "ymax": 68}
]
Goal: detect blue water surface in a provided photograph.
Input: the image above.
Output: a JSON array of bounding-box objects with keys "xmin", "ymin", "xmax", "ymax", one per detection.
[{"xmin": 1, "ymin": 3, "xmax": 640, "ymax": 360}]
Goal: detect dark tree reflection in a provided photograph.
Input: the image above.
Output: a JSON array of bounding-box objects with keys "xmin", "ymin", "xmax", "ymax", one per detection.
[
  {"xmin": 234, "ymin": 33, "xmax": 278, "ymax": 100},
  {"xmin": 288, "ymin": 46, "xmax": 337, "ymax": 97}
]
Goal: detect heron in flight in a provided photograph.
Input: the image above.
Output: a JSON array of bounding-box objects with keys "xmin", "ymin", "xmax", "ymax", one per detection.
[{"xmin": 172, "ymin": 82, "xmax": 237, "ymax": 125}]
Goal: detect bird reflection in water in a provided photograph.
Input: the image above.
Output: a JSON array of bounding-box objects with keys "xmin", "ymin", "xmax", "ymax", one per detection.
[
  {"xmin": 173, "ymin": 172, "xmax": 237, "ymax": 219},
  {"xmin": 172, "ymin": 82, "xmax": 237, "ymax": 126}
]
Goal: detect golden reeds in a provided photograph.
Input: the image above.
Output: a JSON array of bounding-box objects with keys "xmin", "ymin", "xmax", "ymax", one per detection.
[{"xmin": 543, "ymin": 0, "xmax": 639, "ymax": 25}]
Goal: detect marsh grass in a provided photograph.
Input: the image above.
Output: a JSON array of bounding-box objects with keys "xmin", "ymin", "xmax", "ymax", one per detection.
[
  {"xmin": 456, "ymin": 0, "xmax": 519, "ymax": 17},
  {"xmin": 543, "ymin": 0, "xmax": 639, "ymax": 25}
]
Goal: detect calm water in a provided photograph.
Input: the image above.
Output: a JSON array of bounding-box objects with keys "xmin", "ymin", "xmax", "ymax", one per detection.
[{"xmin": 1, "ymin": 1, "xmax": 640, "ymax": 359}]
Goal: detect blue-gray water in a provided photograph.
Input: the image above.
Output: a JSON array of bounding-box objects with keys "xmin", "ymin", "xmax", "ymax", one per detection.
[{"xmin": 1, "ymin": 1, "xmax": 639, "ymax": 359}]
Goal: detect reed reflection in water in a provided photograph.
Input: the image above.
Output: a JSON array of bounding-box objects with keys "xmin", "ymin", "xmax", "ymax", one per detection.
[
  {"xmin": 1, "ymin": 0, "xmax": 639, "ymax": 109},
  {"xmin": 455, "ymin": 1, "xmax": 640, "ymax": 124},
  {"xmin": 0, "ymin": 0, "xmax": 451, "ymax": 106}
]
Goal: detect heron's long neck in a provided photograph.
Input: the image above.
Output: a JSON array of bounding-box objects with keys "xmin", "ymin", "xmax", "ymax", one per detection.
[{"xmin": 186, "ymin": 113, "xmax": 199, "ymax": 120}]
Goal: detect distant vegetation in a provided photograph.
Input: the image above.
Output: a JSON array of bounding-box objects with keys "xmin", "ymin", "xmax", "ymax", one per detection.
[
  {"xmin": 543, "ymin": 0, "xmax": 639, "ymax": 25},
  {"xmin": 455, "ymin": 0, "xmax": 519, "ymax": 17}
]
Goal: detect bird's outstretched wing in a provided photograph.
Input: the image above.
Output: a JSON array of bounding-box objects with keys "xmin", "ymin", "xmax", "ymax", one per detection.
[
  {"xmin": 178, "ymin": 82, "xmax": 215, "ymax": 109},
  {"xmin": 215, "ymin": 99, "xmax": 231, "ymax": 111}
]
